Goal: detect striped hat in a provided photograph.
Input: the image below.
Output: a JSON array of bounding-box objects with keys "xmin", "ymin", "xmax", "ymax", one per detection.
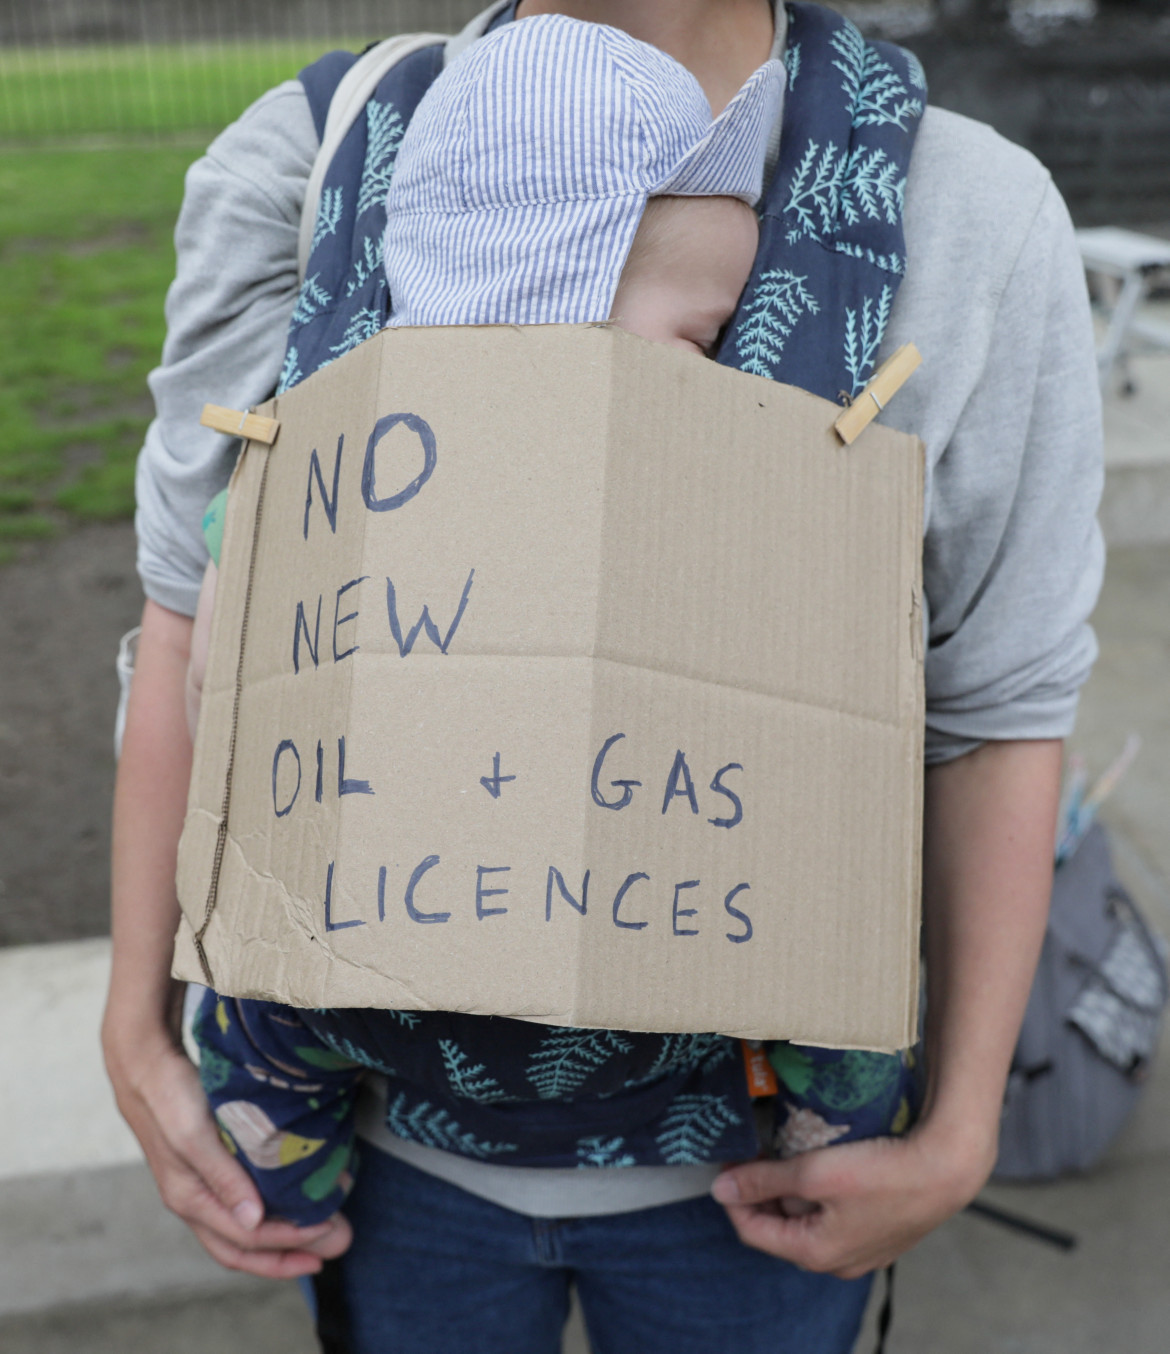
[{"xmin": 383, "ymin": 14, "xmax": 785, "ymax": 328}]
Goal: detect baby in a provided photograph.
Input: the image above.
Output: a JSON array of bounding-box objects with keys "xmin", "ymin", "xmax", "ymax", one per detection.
[{"xmin": 188, "ymin": 15, "xmax": 782, "ymax": 1224}]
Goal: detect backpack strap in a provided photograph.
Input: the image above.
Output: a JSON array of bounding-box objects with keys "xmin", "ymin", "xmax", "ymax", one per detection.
[
  {"xmin": 298, "ymin": 32, "xmax": 447, "ymax": 283},
  {"xmin": 715, "ymin": 2, "xmax": 925, "ymax": 403},
  {"xmin": 299, "ymin": 49, "xmax": 361, "ymax": 142},
  {"xmin": 873, "ymin": 1264, "xmax": 895, "ymax": 1354}
]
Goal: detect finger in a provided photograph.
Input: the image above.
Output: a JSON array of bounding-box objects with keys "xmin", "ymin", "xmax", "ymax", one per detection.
[
  {"xmin": 727, "ymin": 1198, "xmax": 894, "ymax": 1278},
  {"xmin": 190, "ymin": 1220, "xmax": 328, "ymax": 1280},
  {"xmin": 724, "ymin": 1202, "xmax": 843, "ymax": 1273},
  {"xmin": 780, "ymin": 1195, "xmax": 820, "ymax": 1218},
  {"xmin": 724, "ymin": 1199, "xmax": 808, "ymax": 1257},
  {"xmin": 143, "ymin": 1093, "xmax": 341, "ymax": 1248},
  {"xmin": 833, "ymin": 1262, "xmax": 880, "ymax": 1282},
  {"xmin": 711, "ymin": 1158, "xmax": 805, "ymax": 1207},
  {"xmin": 190, "ymin": 1212, "xmax": 352, "ymax": 1280},
  {"xmin": 153, "ymin": 1143, "xmax": 339, "ymax": 1252},
  {"xmin": 154, "ymin": 1095, "xmax": 268, "ymax": 1230},
  {"xmin": 121, "ymin": 1051, "xmax": 268, "ymax": 1236},
  {"xmin": 125, "ymin": 1050, "xmax": 346, "ymax": 1261},
  {"xmin": 168, "ymin": 1171, "xmax": 340, "ymax": 1251},
  {"xmin": 300, "ymin": 1213, "xmax": 354, "ymax": 1261}
]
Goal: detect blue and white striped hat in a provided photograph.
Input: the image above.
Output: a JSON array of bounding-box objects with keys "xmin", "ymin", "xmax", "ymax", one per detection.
[{"xmin": 383, "ymin": 14, "xmax": 785, "ymax": 328}]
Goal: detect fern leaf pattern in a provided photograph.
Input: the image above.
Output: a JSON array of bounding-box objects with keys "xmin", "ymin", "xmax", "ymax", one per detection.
[
  {"xmin": 310, "ymin": 186, "xmax": 345, "ymax": 255},
  {"xmin": 839, "ymin": 146, "xmax": 905, "ymax": 227},
  {"xmin": 854, "ymin": 48, "xmax": 923, "ymax": 129},
  {"xmin": 702, "ymin": 1039, "xmax": 737, "ymax": 1074},
  {"xmin": 291, "ymin": 273, "xmax": 332, "ymax": 328},
  {"xmin": 314, "ymin": 1032, "xmax": 398, "ymax": 1078},
  {"xmin": 356, "ymin": 100, "xmax": 406, "ymax": 218},
  {"xmin": 784, "ymin": 141, "xmax": 904, "ymax": 243},
  {"xmin": 784, "ymin": 42, "xmax": 801, "ymax": 89},
  {"xmin": 623, "ymin": 1034, "xmax": 735, "ymax": 1089},
  {"xmin": 344, "ymin": 234, "xmax": 383, "ymax": 300},
  {"xmin": 656, "ymin": 1094, "xmax": 742, "ymax": 1165},
  {"xmin": 440, "ymin": 1039, "xmax": 511, "ymax": 1103},
  {"xmin": 843, "ymin": 284, "xmax": 893, "ymax": 395},
  {"xmin": 830, "ymin": 27, "xmax": 923, "ymax": 131},
  {"xmin": 734, "ymin": 269, "xmax": 820, "ymax": 378},
  {"xmin": 832, "ymin": 240, "xmax": 905, "ymax": 275},
  {"xmin": 385, "ymin": 1093, "xmax": 518, "ymax": 1158},
  {"xmin": 328, "ymin": 305, "xmax": 384, "ymax": 358},
  {"xmin": 576, "ymin": 1135, "xmax": 637, "ymax": 1169},
  {"xmin": 526, "ymin": 1028, "xmax": 635, "ymax": 1100},
  {"xmin": 783, "ymin": 138, "xmax": 846, "ymax": 242},
  {"xmin": 829, "ymin": 24, "xmax": 866, "ymax": 113},
  {"xmin": 276, "ymin": 345, "xmax": 303, "ymax": 395}
]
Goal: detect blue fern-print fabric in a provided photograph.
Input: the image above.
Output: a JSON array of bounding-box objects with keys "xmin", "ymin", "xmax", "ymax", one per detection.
[
  {"xmin": 300, "ymin": 1006, "xmax": 754, "ymax": 1169},
  {"xmin": 279, "ymin": 42, "xmax": 447, "ymax": 392},
  {"xmin": 218, "ymin": 5, "xmax": 930, "ymax": 1209},
  {"xmin": 192, "ymin": 989, "xmax": 364, "ymax": 1226},
  {"xmin": 201, "ymin": 992, "xmax": 754, "ymax": 1213},
  {"xmin": 768, "ymin": 1044, "xmax": 920, "ymax": 1158},
  {"xmin": 199, "ymin": 990, "xmax": 917, "ymax": 1225},
  {"xmin": 717, "ymin": 2, "xmax": 925, "ymax": 400},
  {"xmin": 197, "ymin": 984, "xmax": 918, "ymax": 1220}
]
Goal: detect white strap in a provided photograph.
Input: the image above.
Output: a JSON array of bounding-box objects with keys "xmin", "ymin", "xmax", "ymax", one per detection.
[
  {"xmin": 297, "ymin": 32, "xmax": 446, "ymax": 283},
  {"xmin": 444, "ymin": 0, "xmax": 513, "ymax": 67}
]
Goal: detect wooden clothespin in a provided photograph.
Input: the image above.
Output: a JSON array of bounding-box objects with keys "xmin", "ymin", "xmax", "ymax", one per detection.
[
  {"xmin": 200, "ymin": 404, "xmax": 281, "ymax": 446},
  {"xmin": 833, "ymin": 343, "xmax": 922, "ymax": 446}
]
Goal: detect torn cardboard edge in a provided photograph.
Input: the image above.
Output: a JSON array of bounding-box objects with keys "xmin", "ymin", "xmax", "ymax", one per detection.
[{"xmin": 191, "ymin": 422, "xmax": 279, "ymax": 988}]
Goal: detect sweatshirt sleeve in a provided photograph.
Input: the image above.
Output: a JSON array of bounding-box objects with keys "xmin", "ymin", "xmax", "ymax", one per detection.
[
  {"xmin": 134, "ymin": 80, "xmax": 318, "ymax": 617},
  {"xmin": 919, "ymin": 178, "xmax": 1105, "ymax": 762}
]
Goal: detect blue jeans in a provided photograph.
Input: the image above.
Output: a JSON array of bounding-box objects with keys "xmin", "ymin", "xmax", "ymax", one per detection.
[{"xmin": 312, "ymin": 1146, "xmax": 872, "ymax": 1353}]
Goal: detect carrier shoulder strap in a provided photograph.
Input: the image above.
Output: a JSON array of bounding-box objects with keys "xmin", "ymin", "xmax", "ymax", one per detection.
[{"xmin": 298, "ymin": 32, "xmax": 446, "ymax": 283}]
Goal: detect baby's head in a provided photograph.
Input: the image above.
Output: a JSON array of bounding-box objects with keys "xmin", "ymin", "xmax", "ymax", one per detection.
[
  {"xmin": 383, "ymin": 14, "xmax": 781, "ymax": 343},
  {"xmin": 610, "ymin": 195, "xmax": 759, "ymax": 355}
]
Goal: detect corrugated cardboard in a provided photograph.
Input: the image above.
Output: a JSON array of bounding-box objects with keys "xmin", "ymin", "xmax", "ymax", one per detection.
[{"xmin": 175, "ymin": 325, "xmax": 925, "ymax": 1050}]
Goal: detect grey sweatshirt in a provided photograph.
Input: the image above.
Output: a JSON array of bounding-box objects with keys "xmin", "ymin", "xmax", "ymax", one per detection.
[{"xmin": 138, "ymin": 8, "xmax": 1103, "ymax": 1216}]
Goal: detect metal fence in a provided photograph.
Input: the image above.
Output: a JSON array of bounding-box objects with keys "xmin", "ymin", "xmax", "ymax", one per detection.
[
  {"xmin": 2, "ymin": 0, "xmax": 1169, "ymax": 222},
  {"xmin": 0, "ymin": 0, "xmax": 487, "ymax": 140}
]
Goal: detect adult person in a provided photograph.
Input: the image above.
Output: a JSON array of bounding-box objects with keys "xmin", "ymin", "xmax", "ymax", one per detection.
[{"xmin": 104, "ymin": 0, "xmax": 1102, "ymax": 1348}]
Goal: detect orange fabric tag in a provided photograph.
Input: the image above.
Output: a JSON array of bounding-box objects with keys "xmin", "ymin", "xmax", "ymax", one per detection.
[{"xmin": 741, "ymin": 1040, "xmax": 779, "ymax": 1098}]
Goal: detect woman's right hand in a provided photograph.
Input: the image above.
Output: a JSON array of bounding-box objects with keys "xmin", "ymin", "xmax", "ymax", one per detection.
[
  {"xmin": 106, "ymin": 599, "xmax": 351, "ymax": 1277},
  {"xmin": 103, "ymin": 1009, "xmax": 352, "ymax": 1277}
]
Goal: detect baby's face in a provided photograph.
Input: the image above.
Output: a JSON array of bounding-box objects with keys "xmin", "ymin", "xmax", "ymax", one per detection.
[{"xmin": 609, "ymin": 195, "xmax": 759, "ymax": 356}]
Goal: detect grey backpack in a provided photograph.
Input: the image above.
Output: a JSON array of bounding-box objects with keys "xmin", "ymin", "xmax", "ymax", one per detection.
[{"xmin": 994, "ymin": 822, "xmax": 1167, "ymax": 1180}]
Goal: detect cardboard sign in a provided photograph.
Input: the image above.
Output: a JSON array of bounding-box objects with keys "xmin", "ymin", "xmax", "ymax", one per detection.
[{"xmin": 175, "ymin": 325, "xmax": 925, "ymax": 1050}]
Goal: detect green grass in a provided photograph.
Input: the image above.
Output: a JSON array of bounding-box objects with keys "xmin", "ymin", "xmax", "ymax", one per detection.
[
  {"xmin": 0, "ymin": 40, "xmax": 367, "ymax": 557},
  {"xmin": 0, "ymin": 41, "xmax": 367, "ymax": 140},
  {"xmin": 0, "ymin": 145, "xmax": 194, "ymax": 550}
]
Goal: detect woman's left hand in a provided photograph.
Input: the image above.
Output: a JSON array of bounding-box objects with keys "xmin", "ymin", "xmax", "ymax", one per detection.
[
  {"xmin": 711, "ymin": 1118, "xmax": 993, "ymax": 1279},
  {"xmin": 714, "ymin": 740, "xmax": 1063, "ymax": 1279}
]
